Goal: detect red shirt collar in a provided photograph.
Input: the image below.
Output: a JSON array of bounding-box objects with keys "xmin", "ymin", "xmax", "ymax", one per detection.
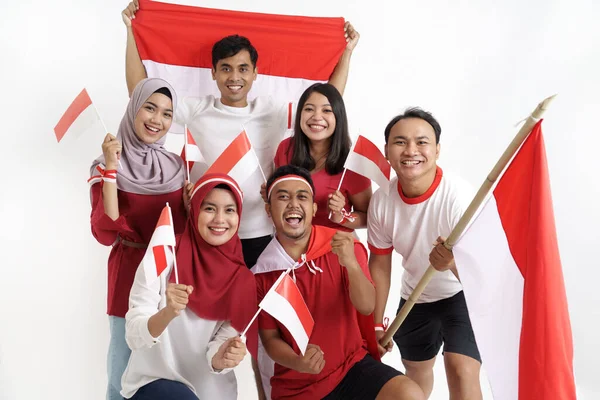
[{"xmin": 398, "ymin": 166, "xmax": 443, "ymax": 204}]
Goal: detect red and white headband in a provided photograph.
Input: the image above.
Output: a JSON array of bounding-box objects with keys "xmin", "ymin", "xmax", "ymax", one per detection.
[
  {"xmin": 191, "ymin": 176, "xmax": 244, "ymax": 201},
  {"xmin": 267, "ymin": 174, "xmax": 314, "ymax": 200}
]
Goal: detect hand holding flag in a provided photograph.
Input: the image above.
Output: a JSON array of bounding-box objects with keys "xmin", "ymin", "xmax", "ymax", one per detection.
[
  {"xmin": 164, "ymin": 283, "xmax": 193, "ymax": 317},
  {"xmin": 101, "ymin": 134, "xmax": 122, "ymax": 170}
]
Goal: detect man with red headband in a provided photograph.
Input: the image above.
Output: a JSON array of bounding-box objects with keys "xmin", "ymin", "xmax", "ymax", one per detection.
[{"xmin": 252, "ymin": 165, "xmax": 424, "ymax": 400}]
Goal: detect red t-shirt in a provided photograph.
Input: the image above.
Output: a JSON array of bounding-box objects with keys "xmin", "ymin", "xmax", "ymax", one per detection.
[
  {"xmin": 274, "ymin": 137, "xmax": 371, "ymax": 232},
  {"xmin": 90, "ymin": 185, "xmax": 187, "ymax": 317},
  {"xmin": 256, "ymin": 242, "xmax": 369, "ymax": 400}
]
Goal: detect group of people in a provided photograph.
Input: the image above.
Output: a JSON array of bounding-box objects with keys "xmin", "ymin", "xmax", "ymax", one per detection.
[{"xmin": 89, "ymin": 1, "xmax": 484, "ymax": 399}]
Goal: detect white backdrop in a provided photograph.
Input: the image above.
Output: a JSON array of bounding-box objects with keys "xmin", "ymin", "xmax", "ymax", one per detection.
[{"xmin": 1, "ymin": 0, "xmax": 598, "ymax": 399}]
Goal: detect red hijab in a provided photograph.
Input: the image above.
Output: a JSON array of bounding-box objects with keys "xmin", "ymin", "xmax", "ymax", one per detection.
[{"xmin": 171, "ymin": 173, "xmax": 258, "ymax": 356}]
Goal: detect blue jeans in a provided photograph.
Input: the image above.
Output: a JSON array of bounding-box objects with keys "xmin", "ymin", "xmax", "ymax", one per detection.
[
  {"xmin": 107, "ymin": 316, "xmax": 131, "ymax": 400},
  {"xmin": 131, "ymin": 379, "xmax": 198, "ymax": 400}
]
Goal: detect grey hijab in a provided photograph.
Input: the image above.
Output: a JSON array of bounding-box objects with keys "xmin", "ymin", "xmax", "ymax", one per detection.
[{"xmin": 90, "ymin": 78, "xmax": 185, "ymax": 195}]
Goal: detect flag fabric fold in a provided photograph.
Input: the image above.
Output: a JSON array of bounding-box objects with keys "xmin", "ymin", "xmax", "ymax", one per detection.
[
  {"xmin": 205, "ymin": 130, "xmax": 261, "ymax": 184},
  {"xmin": 54, "ymin": 88, "xmax": 99, "ymax": 142},
  {"xmin": 142, "ymin": 204, "xmax": 177, "ymax": 284},
  {"xmin": 453, "ymin": 120, "xmax": 576, "ymax": 400},
  {"xmin": 344, "ymin": 135, "xmax": 391, "ymax": 193},
  {"xmin": 259, "ymin": 270, "xmax": 314, "ymax": 355}
]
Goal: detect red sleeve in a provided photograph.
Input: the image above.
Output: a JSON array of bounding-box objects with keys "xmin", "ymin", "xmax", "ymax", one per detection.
[
  {"xmin": 274, "ymin": 137, "xmax": 292, "ymax": 168},
  {"xmin": 342, "ymin": 241, "xmax": 373, "ymax": 290},
  {"xmin": 367, "ymin": 242, "xmax": 394, "ymax": 255},
  {"xmin": 354, "ymin": 242, "xmax": 373, "ymax": 283},
  {"xmin": 89, "ymin": 184, "xmax": 137, "ymax": 246},
  {"xmin": 344, "ymin": 170, "xmax": 372, "ymax": 196}
]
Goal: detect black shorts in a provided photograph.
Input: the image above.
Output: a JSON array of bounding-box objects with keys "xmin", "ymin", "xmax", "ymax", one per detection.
[
  {"xmin": 393, "ymin": 290, "xmax": 481, "ymax": 363},
  {"xmin": 322, "ymin": 354, "xmax": 403, "ymax": 400},
  {"xmin": 241, "ymin": 234, "xmax": 272, "ymax": 269}
]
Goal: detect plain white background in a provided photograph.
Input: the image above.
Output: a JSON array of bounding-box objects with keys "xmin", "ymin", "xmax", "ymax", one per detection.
[{"xmin": 1, "ymin": 0, "xmax": 598, "ymax": 398}]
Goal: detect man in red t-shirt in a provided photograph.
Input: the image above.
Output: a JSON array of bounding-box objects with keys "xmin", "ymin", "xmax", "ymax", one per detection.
[{"xmin": 256, "ymin": 165, "xmax": 424, "ymax": 400}]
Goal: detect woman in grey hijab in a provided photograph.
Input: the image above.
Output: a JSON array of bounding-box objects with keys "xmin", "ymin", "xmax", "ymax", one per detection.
[{"xmin": 89, "ymin": 78, "xmax": 187, "ymax": 400}]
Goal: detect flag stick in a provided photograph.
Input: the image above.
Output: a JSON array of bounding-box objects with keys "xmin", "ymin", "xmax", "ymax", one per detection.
[
  {"xmin": 241, "ymin": 268, "xmax": 292, "ymax": 337},
  {"xmin": 166, "ymin": 202, "xmax": 180, "ymax": 284},
  {"xmin": 241, "ymin": 306, "xmax": 262, "ymax": 338},
  {"xmin": 93, "ymin": 101, "xmax": 123, "ymax": 170},
  {"xmin": 184, "ymin": 124, "xmax": 190, "ymax": 182},
  {"xmin": 328, "ymin": 168, "xmax": 347, "ymax": 220},
  {"xmin": 380, "ymin": 94, "xmax": 557, "ymax": 347}
]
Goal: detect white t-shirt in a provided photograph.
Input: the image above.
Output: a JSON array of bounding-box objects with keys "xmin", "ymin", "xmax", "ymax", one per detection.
[
  {"xmin": 367, "ymin": 168, "xmax": 473, "ymax": 303},
  {"xmin": 176, "ymin": 96, "xmax": 294, "ymax": 239},
  {"xmin": 121, "ymin": 263, "xmax": 240, "ymax": 399}
]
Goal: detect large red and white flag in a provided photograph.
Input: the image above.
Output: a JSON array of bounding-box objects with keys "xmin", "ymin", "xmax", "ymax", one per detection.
[
  {"xmin": 142, "ymin": 204, "xmax": 177, "ymax": 284},
  {"xmin": 131, "ymin": 0, "xmax": 346, "ymax": 133},
  {"xmin": 453, "ymin": 121, "xmax": 575, "ymax": 400},
  {"xmin": 205, "ymin": 130, "xmax": 261, "ymax": 184},
  {"xmin": 260, "ymin": 270, "xmax": 314, "ymax": 355},
  {"xmin": 54, "ymin": 89, "xmax": 100, "ymax": 142},
  {"xmin": 344, "ymin": 135, "xmax": 391, "ymax": 194}
]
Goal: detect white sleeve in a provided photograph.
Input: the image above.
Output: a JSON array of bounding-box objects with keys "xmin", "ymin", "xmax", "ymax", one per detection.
[
  {"xmin": 205, "ymin": 320, "xmax": 240, "ymax": 375},
  {"xmin": 174, "ymin": 97, "xmax": 202, "ymax": 128},
  {"xmin": 125, "ymin": 263, "xmax": 167, "ymax": 350},
  {"xmin": 367, "ymin": 190, "xmax": 394, "ymax": 252},
  {"xmin": 279, "ymin": 101, "xmax": 296, "ymax": 140}
]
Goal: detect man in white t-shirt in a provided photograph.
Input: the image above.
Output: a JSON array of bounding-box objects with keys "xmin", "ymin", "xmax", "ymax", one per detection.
[
  {"xmin": 368, "ymin": 108, "xmax": 482, "ymax": 399},
  {"xmin": 122, "ymin": 0, "xmax": 359, "ymax": 270}
]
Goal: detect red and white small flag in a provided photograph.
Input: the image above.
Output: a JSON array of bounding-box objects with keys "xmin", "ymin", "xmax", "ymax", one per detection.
[
  {"xmin": 259, "ymin": 270, "xmax": 314, "ymax": 354},
  {"xmin": 181, "ymin": 126, "xmax": 204, "ymax": 167},
  {"xmin": 205, "ymin": 130, "xmax": 262, "ymax": 184},
  {"xmin": 344, "ymin": 135, "xmax": 391, "ymax": 194},
  {"xmin": 54, "ymin": 89, "xmax": 101, "ymax": 142},
  {"xmin": 142, "ymin": 204, "xmax": 177, "ymax": 284},
  {"xmin": 453, "ymin": 121, "xmax": 576, "ymax": 400},
  {"xmin": 181, "ymin": 126, "xmax": 206, "ymax": 181}
]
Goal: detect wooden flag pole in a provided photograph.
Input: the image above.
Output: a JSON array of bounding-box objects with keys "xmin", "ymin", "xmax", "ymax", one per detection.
[
  {"xmin": 184, "ymin": 124, "xmax": 190, "ymax": 182},
  {"xmin": 380, "ymin": 94, "xmax": 557, "ymax": 347}
]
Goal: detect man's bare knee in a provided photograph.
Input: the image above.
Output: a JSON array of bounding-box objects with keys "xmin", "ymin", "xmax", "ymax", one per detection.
[{"xmin": 376, "ymin": 375, "xmax": 426, "ymax": 400}]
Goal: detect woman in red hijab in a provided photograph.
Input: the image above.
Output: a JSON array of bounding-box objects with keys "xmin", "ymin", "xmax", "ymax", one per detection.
[{"xmin": 121, "ymin": 173, "xmax": 259, "ymax": 400}]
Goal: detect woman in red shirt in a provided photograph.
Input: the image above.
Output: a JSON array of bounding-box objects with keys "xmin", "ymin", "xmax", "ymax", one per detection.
[
  {"xmin": 273, "ymin": 83, "xmax": 372, "ymax": 232},
  {"xmin": 89, "ymin": 78, "xmax": 187, "ymax": 400}
]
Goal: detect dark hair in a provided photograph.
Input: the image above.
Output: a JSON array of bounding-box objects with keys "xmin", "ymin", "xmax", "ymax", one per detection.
[
  {"xmin": 384, "ymin": 107, "xmax": 442, "ymax": 144},
  {"xmin": 214, "ymin": 183, "xmax": 233, "ymax": 192},
  {"xmin": 266, "ymin": 165, "xmax": 316, "ymax": 202},
  {"xmin": 287, "ymin": 83, "xmax": 351, "ymax": 175},
  {"xmin": 153, "ymin": 87, "xmax": 172, "ymax": 100},
  {"xmin": 212, "ymin": 35, "xmax": 258, "ymax": 69}
]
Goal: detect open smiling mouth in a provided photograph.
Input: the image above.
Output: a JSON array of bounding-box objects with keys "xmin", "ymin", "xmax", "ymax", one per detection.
[
  {"xmin": 145, "ymin": 124, "xmax": 161, "ymax": 134},
  {"xmin": 208, "ymin": 226, "xmax": 228, "ymax": 235},
  {"xmin": 284, "ymin": 213, "xmax": 303, "ymax": 228},
  {"xmin": 401, "ymin": 160, "xmax": 422, "ymax": 166}
]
